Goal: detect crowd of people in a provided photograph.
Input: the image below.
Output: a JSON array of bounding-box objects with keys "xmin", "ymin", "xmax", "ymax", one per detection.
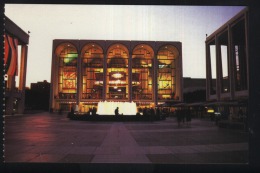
[{"xmin": 175, "ymin": 108, "xmax": 192, "ymax": 127}]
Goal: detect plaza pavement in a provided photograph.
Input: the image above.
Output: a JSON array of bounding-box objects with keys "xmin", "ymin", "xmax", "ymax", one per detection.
[{"xmin": 4, "ymin": 112, "xmax": 249, "ymax": 164}]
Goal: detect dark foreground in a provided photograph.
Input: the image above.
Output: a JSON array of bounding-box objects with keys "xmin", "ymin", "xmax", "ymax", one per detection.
[{"xmin": 2, "ymin": 112, "xmax": 250, "ymax": 172}]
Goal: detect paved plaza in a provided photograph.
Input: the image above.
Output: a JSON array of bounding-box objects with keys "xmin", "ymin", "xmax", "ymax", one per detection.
[{"xmin": 4, "ymin": 112, "xmax": 249, "ymax": 164}]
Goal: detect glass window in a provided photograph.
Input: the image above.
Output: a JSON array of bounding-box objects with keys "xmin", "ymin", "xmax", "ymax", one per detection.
[
  {"xmin": 106, "ymin": 44, "xmax": 128, "ymax": 100},
  {"xmin": 208, "ymin": 40, "xmax": 217, "ymax": 95},
  {"xmin": 81, "ymin": 44, "xmax": 104, "ymax": 99},
  {"xmin": 218, "ymin": 31, "xmax": 230, "ymax": 93},
  {"xmin": 132, "ymin": 44, "xmax": 154, "ymax": 101},
  {"xmin": 157, "ymin": 45, "xmax": 178, "ymax": 101},
  {"xmin": 232, "ymin": 18, "xmax": 247, "ymax": 91},
  {"xmin": 57, "ymin": 44, "xmax": 77, "ymax": 99}
]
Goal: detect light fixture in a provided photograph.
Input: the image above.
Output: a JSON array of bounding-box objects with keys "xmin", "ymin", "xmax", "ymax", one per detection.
[{"xmin": 112, "ymin": 73, "xmax": 123, "ymax": 79}]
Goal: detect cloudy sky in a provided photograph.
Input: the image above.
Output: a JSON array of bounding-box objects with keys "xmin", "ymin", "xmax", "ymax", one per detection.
[{"xmin": 5, "ymin": 4, "xmax": 245, "ymax": 87}]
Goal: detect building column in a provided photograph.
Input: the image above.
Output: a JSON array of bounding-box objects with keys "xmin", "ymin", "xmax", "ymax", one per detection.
[
  {"xmin": 77, "ymin": 50, "xmax": 81, "ymax": 106},
  {"xmin": 103, "ymin": 51, "xmax": 107, "ymax": 101},
  {"xmin": 228, "ymin": 25, "xmax": 235, "ymax": 100},
  {"xmin": 17, "ymin": 45, "xmax": 28, "ymax": 114},
  {"xmin": 5, "ymin": 75, "xmax": 15, "ymax": 115},
  {"xmin": 205, "ymin": 42, "xmax": 211, "ymax": 101},
  {"xmin": 50, "ymin": 46, "xmax": 58, "ymax": 111},
  {"xmin": 176, "ymin": 46, "xmax": 183, "ymax": 102},
  {"xmin": 154, "ymin": 53, "xmax": 158, "ymax": 106},
  {"xmin": 128, "ymin": 53, "xmax": 132, "ymax": 102},
  {"xmin": 245, "ymin": 11, "xmax": 249, "ymax": 91},
  {"xmin": 215, "ymin": 35, "xmax": 221, "ymax": 101}
]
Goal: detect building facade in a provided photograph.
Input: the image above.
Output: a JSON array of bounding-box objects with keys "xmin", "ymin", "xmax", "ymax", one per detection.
[
  {"xmin": 205, "ymin": 7, "xmax": 248, "ymax": 119},
  {"xmin": 50, "ymin": 40, "xmax": 183, "ymax": 113},
  {"xmin": 4, "ymin": 16, "xmax": 29, "ymax": 115}
]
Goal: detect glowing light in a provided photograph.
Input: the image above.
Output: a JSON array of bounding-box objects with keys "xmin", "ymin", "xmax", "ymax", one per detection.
[
  {"xmin": 112, "ymin": 73, "xmax": 123, "ymax": 78},
  {"xmin": 207, "ymin": 109, "xmax": 214, "ymax": 113},
  {"xmin": 97, "ymin": 101, "xmax": 137, "ymax": 115}
]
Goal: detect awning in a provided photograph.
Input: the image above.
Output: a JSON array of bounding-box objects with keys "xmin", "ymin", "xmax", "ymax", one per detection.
[{"xmin": 204, "ymin": 101, "xmax": 247, "ymax": 107}]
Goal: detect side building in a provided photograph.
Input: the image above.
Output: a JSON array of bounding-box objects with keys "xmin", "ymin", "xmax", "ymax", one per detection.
[
  {"xmin": 205, "ymin": 7, "xmax": 248, "ymax": 120},
  {"xmin": 25, "ymin": 80, "xmax": 50, "ymax": 111},
  {"xmin": 50, "ymin": 40, "xmax": 183, "ymax": 112},
  {"xmin": 4, "ymin": 16, "xmax": 29, "ymax": 115}
]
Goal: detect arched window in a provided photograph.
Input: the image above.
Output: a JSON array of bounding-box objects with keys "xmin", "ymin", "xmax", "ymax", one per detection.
[
  {"xmin": 55, "ymin": 43, "xmax": 78, "ymax": 99},
  {"xmin": 106, "ymin": 44, "xmax": 129, "ymax": 100},
  {"xmin": 132, "ymin": 44, "xmax": 154, "ymax": 101},
  {"xmin": 81, "ymin": 43, "xmax": 104, "ymax": 100},
  {"xmin": 157, "ymin": 45, "xmax": 179, "ymax": 101}
]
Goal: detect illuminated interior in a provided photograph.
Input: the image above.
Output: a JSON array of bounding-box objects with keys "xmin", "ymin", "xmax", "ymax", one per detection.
[
  {"xmin": 132, "ymin": 44, "xmax": 154, "ymax": 101},
  {"xmin": 157, "ymin": 45, "xmax": 178, "ymax": 101},
  {"xmin": 97, "ymin": 101, "xmax": 137, "ymax": 115},
  {"xmin": 81, "ymin": 43, "xmax": 104, "ymax": 100},
  {"xmin": 106, "ymin": 44, "xmax": 129, "ymax": 100},
  {"xmin": 56, "ymin": 43, "xmax": 78, "ymax": 100},
  {"xmin": 51, "ymin": 41, "xmax": 182, "ymax": 112}
]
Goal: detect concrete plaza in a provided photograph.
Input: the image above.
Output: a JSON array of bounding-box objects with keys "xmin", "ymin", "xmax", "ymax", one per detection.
[{"xmin": 4, "ymin": 112, "xmax": 248, "ymax": 164}]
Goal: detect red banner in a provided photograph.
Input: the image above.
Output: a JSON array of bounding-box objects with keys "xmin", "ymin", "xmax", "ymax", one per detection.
[{"xmin": 4, "ymin": 34, "xmax": 18, "ymax": 76}]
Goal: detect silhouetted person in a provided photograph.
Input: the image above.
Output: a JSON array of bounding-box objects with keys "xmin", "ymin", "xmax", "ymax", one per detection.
[
  {"xmin": 115, "ymin": 107, "xmax": 119, "ymax": 116},
  {"xmin": 70, "ymin": 107, "xmax": 74, "ymax": 114},
  {"xmin": 89, "ymin": 107, "xmax": 93, "ymax": 115},
  {"xmin": 156, "ymin": 107, "xmax": 161, "ymax": 120},
  {"xmin": 92, "ymin": 107, "xmax": 97, "ymax": 116},
  {"xmin": 150, "ymin": 108, "xmax": 155, "ymax": 121},
  {"xmin": 176, "ymin": 109, "xmax": 182, "ymax": 127},
  {"xmin": 186, "ymin": 108, "xmax": 191, "ymax": 127},
  {"xmin": 143, "ymin": 107, "xmax": 148, "ymax": 117}
]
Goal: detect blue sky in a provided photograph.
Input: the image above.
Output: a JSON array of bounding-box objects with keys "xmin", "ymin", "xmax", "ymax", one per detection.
[{"xmin": 5, "ymin": 4, "xmax": 245, "ymax": 87}]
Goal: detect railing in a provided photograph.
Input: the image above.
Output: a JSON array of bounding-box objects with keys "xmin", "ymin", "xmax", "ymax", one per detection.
[
  {"xmin": 132, "ymin": 93, "xmax": 152, "ymax": 100},
  {"xmin": 82, "ymin": 93, "xmax": 102, "ymax": 99},
  {"xmin": 55, "ymin": 93, "xmax": 76, "ymax": 99}
]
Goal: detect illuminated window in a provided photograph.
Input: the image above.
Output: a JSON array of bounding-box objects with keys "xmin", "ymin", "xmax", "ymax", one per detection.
[
  {"xmin": 56, "ymin": 43, "xmax": 78, "ymax": 99},
  {"xmin": 81, "ymin": 43, "xmax": 104, "ymax": 99},
  {"xmin": 157, "ymin": 45, "xmax": 178, "ymax": 101},
  {"xmin": 132, "ymin": 44, "xmax": 154, "ymax": 101},
  {"xmin": 106, "ymin": 44, "xmax": 129, "ymax": 100}
]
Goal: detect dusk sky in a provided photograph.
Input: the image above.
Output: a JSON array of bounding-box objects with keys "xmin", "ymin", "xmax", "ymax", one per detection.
[{"xmin": 5, "ymin": 4, "xmax": 245, "ymax": 87}]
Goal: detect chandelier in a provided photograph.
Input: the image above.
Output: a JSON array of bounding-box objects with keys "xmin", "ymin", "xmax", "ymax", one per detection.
[{"xmin": 112, "ymin": 73, "xmax": 124, "ymax": 79}]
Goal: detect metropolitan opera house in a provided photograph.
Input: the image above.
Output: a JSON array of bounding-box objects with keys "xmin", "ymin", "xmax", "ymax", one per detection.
[{"xmin": 50, "ymin": 40, "xmax": 183, "ymax": 113}]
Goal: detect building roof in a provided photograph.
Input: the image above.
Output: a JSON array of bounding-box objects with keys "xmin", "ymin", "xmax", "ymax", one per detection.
[{"xmin": 5, "ymin": 16, "xmax": 29, "ymax": 44}]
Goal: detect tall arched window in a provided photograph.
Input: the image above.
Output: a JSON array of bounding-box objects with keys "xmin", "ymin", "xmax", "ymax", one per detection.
[
  {"xmin": 81, "ymin": 43, "xmax": 104, "ymax": 100},
  {"xmin": 157, "ymin": 45, "xmax": 179, "ymax": 101},
  {"xmin": 106, "ymin": 44, "xmax": 129, "ymax": 100},
  {"xmin": 132, "ymin": 44, "xmax": 154, "ymax": 101},
  {"xmin": 55, "ymin": 43, "xmax": 78, "ymax": 100}
]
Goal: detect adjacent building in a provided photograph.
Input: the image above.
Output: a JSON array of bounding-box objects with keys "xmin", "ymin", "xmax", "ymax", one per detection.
[
  {"xmin": 50, "ymin": 40, "xmax": 183, "ymax": 112},
  {"xmin": 205, "ymin": 7, "xmax": 248, "ymax": 119},
  {"xmin": 4, "ymin": 16, "xmax": 29, "ymax": 115},
  {"xmin": 25, "ymin": 80, "xmax": 50, "ymax": 110}
]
